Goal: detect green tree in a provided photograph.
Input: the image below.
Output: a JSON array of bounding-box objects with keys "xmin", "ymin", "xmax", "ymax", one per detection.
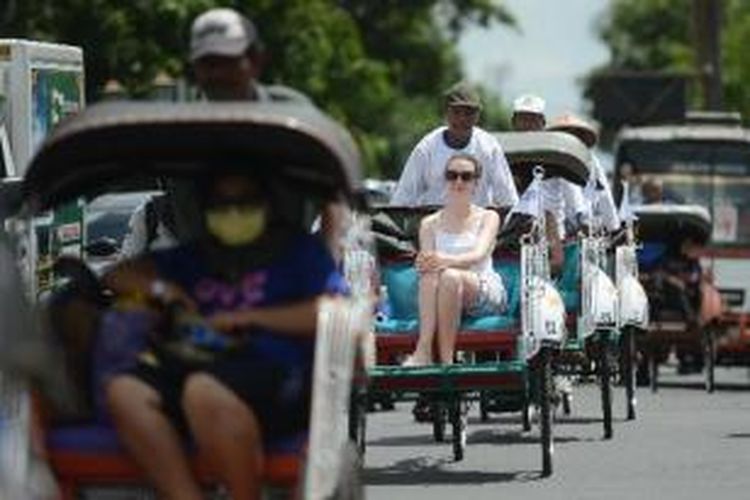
[
  {"xmin": 592, "ymin": 0, "xmax": 750, "ymax": 121},
  {"xmin": 598, "ymin": 0, "xmax": 692, "ymax": 71},
  {"xmin": 1, "ymin": 0, "xmax": 515, "ymax": 177},
  {"xmin": 720, "ymin": 1, "xmax": 750, "ymax": 121}
]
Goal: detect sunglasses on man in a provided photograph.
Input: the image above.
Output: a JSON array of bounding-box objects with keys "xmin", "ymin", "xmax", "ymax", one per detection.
[{"xmin": 445, "ymin": 170, "xmax": 477, "ymax": 182}]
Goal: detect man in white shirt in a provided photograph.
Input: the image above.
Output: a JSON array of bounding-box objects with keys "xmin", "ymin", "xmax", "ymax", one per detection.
[
  {"xmin": 507, "ymin": 95, "xmax": 586, "ymax": 239},
  {"xmin": 391, "ymin": 81, "xmax": 518, "ymax": 209},
  {"xmin": 505, "ymin": 94, "xmax": 588, "ymax": 273},
  {"xmin": 548, "ymin": 113, "xmax": 620, "ymax": 234}
]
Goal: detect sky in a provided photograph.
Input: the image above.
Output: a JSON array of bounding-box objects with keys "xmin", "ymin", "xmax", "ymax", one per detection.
[{"xmin": 458, "ymin": 0, "xmax": 611, "ymax": 120}]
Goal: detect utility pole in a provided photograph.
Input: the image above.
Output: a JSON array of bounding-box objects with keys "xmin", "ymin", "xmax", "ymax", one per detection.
[{"xmin": 693, "ymin": 0, "xmax": 723, "ymax": 110}]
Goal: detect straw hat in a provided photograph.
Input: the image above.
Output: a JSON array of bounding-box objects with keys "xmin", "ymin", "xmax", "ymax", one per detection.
[{"xmin": 547, "ymin": 113, "xmax": 598, "ymax": 147}]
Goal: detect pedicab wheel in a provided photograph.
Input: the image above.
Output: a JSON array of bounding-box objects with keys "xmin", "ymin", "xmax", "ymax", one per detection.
[
  {"xmin": 479, "ymin": 391, "xmax": 490, "ymax": 422},
  {"xmin": 332, "ymin": 441, "xmax": 365, "ymax": 500},
  {"xmin": 522, "ymin": 401, "xmax": 532, "ymax": 432},
  {"xmin": 598, "ymin": 333, "xmax": 613, "ymax": 440},
  {"xmin": 561, "ymin": 391, "xmax": 572, "ymax": 417},
  {"xmin": 432, "ymin": 399, "xmax": 447, "ymax": 442},
  {"xmin": 704, "ymin": 326, "xmax": 716, "ymax": 394},
  {"xmin": 348, "ymin": 390, "xmax": 367, "ymax": 457},
  {"xmin": 538, "ymin": 347, "xmax": 554, "ymax": 477},
  {"xmin": 649, "ymin": 349, "xmax": 659, "ymax": 394},
  {"xmin": 381, "ymin": 392, "xmax": 396, "ymax": 411},
  {"xmin": 451, "ymin": 397, "xmax": 468, "ymax": 462},
  {"xmin": 622, "ymin": 327, "xmax": 637, "ymax": 421}
]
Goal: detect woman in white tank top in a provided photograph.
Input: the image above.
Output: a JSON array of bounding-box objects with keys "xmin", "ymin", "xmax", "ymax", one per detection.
[{"xmin": 404, "ymin": 154, "xmax": 507, "ymax": 366}]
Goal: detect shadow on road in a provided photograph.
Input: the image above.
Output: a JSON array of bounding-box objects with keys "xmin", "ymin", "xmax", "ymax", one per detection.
[
  {"xmin": 367, "ymin": 428, "xmax": 593, "ymax": 449},
  {"xmin": 468, "ymin": 415, "xmax": 523, "ymax": 426},
  {"xmin": 468, "ymin": 414, "xmax": 625, "ymax": 427},
  {"xmin": 725, "ymin": 432, "xmax": 750, "ymax": 439},
  {"xmin": 555, "ymin": 415, "xmax": 627, "ymax": 425},
  {"xmin": 365, "ymin": 456, "xmax": 542, "ymax": 486},
  {"xmin": 468, "ymin": 429, "xmax": 594, "ymax": 445},
  {"xmin": 368, "ymin": 434, "xmax": 447, "ymax": 447},
  {"xmin": 655, "ymin": 381, "xmax": 750, "ymax": 392}
]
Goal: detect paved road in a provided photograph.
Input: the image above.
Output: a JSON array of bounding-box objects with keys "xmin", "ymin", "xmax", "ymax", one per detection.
[{"xmin": 364, "ymin": 365, "xmax": 750, "ymax": 500}]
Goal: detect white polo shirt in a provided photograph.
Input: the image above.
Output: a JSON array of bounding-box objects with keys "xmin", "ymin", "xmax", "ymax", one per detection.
[
  {"xmin": 506, "ymin": 176, "xmax": 586, "ymax": 239},
  {"xmin": 391, "ymin": 126, "xmax": 519, "ymax": 208}
]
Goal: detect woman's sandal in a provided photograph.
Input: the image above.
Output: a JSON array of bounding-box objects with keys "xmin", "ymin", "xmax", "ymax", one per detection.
[{"xmin": 402, "ymin": 354, "xmax": 429, "ymax": 367}]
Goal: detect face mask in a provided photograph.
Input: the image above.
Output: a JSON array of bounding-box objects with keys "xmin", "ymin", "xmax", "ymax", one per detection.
[{"xmin": 205, "ymin": 205, "xmax": 266, "ymax": 246}]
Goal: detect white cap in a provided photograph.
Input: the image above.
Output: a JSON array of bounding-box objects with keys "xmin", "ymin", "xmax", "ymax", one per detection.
[
  {"xmin": 513, "ymin": 94, "xmax": 546, "ymax": 115},
  {"xmin": 190, "ymin": 8, "xmax": 258, "ymax": 61}
]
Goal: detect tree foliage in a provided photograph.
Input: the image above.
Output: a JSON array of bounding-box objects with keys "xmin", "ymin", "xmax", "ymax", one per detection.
[
  {"xmin": 593, "ymin": 0, "xmax": 750, "ymax": 121},
  {"xmin": 598, "ymin": 0, "xmax": 692, "ymax": 72},
  {"xmin": 1, "ymin": 0, "xmax": 515, "ymax": 177}
]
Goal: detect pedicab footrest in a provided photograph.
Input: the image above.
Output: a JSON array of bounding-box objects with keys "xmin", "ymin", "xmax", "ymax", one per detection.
[
  {"xmin": 46, "ymin": 424, "xmax": 305, "ymax": 488},
  {"xmin": 368, "ymin": 361, "xmax": 527, "ymax": 392},
  {"xmin": 374, "ymin": 329, "xmax": 520, "ymax": 363},
  {"xmin": 648, "ymin": 320, "xmax": 697, "ymax": 341}
]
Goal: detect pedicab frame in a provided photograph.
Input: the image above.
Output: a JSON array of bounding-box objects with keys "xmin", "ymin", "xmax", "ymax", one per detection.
[
  {"xmin": 615, "ymin": 193, "xmax": 650, "ymax": 420},
  {"xmin": 633, "ymin": 204, "xmax": 718, "ymax": 393},
  {"xmin": 614, "ymin": 119, "xmax": 750, "ymax": 371},
  {"xmin": 546, "ymin": 161, "xmax": 646, "ymax": 438},
  {"xmin": 357, "ymin": 131, "xmax": 590, "ymax": 476},
  {"xmin": 5, "ymin": 101, "xmax": 371, "ymax": 499}
]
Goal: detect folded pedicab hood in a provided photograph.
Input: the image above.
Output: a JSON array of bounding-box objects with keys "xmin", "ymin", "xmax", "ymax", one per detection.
[
  {"xmin": 492, "ymin": 131, "xmax": 592, "ymax": 186},
  {"xmin": 634, "ymin": 204, "xmax": 712, "ymax": 245},
  {"xmin": 22, "ymin": 101, "xmax": 363, "ymax": 212}
]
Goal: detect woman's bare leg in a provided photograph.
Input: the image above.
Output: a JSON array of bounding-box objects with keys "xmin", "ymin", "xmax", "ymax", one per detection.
[
  {"xmin": 436, "ymin": 270, "xmax": 480, "ymax": 364},
  {"xmin": 414, "ymin": 272, "xmax": 440, "ymax": 363},
  {"xmin": 106, "ymin": 376, "xmax": 203, "ymax": 500},
  {"xmin": 183, "ymin": 373, "xmax": 264, "ymax": 500}
]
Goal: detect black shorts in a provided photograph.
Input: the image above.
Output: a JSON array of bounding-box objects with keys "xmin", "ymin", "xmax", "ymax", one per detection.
[{"xmin": 128, "ymin": 349, "xmax": 312, "ymax": 444}]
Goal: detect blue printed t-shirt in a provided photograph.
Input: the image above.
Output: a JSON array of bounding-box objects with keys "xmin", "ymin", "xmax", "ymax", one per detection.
[{"xmin": 150, "ymin": 232, "xmax": 346, "ymax": 368}]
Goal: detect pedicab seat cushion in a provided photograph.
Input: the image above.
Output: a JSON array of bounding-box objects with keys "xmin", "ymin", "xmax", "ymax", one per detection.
[
  {"xmin": 46, "ymin": 423, "xmax": 307, "ymax": 455},
  {"xmin": 376, "ymin": 259, "xmax": 521, "ymax": 334},
  {"xmin": 380, "ymin": 262, "xmax": 419, "ymax": 321},
  {"xmin": 559, "ymin": 243, "xmax": 581, "ymax": 312}
]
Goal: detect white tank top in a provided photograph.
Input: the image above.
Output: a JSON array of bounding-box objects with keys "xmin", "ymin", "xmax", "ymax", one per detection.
[{"xmin": 434, "ymin": 215, "xmax": 494, "ymax": 275}]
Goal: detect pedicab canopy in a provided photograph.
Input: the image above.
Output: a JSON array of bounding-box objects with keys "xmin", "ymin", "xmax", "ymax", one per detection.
[
  {"xmin": 634, "ymin": 204, "xmax": 712, "ymax": 245},
  {"xmin": 21, "ymin": 102, "xmax": 363, "ymax": 212},
  {"xmin": 617, "ymin": 121, "xmax": 750, "ymax": 145},
  {"xmin": 493, "ymin": 131, "xmax": 592, "ymax": 186}
]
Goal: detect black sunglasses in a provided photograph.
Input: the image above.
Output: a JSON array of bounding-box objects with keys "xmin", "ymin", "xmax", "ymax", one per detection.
[{"xmin": 445, "ymin": 170, "xmax": 476, "ymax": 182}]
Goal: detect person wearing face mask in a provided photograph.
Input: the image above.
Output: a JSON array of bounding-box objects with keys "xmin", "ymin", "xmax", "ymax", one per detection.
[
  {"xmin": 121, "ymin": 8, "xmax": 312, "ymax": 259},
  {"xmin": 102, "ymin": 174, "xmax": 346, "ymax": 500}
]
